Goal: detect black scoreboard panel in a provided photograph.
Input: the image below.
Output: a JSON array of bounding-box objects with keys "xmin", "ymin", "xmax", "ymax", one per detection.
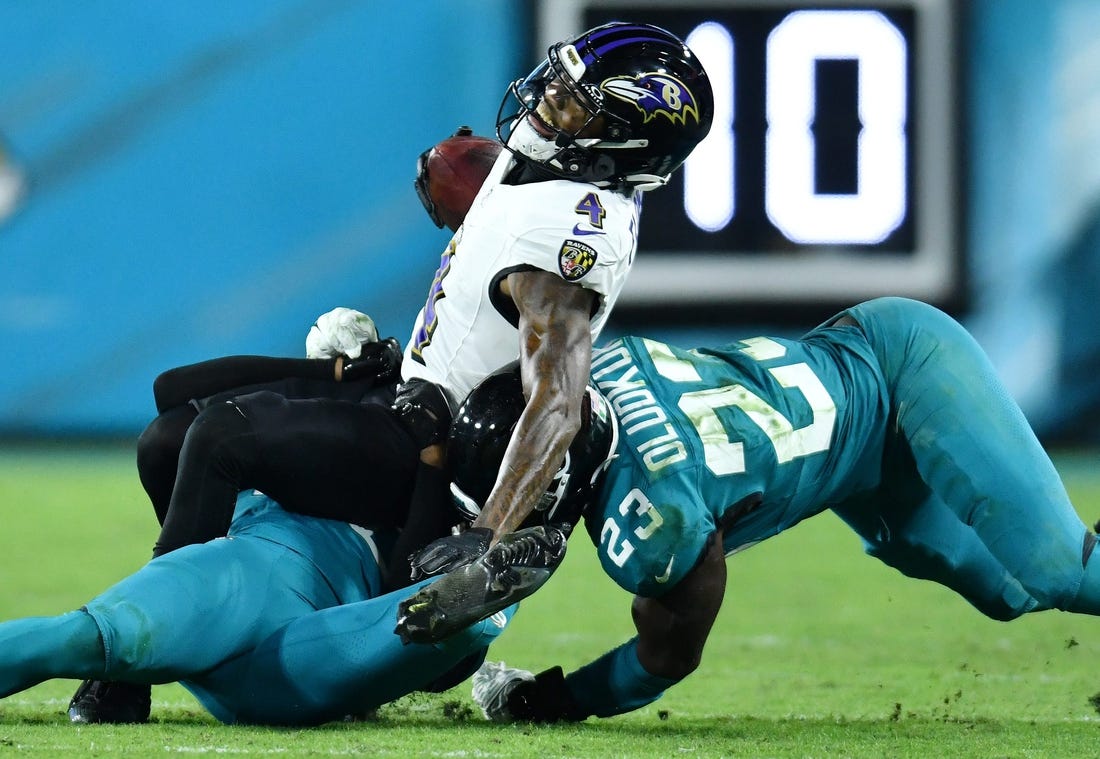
[{"xmin": 535, "ymin": 0, "xmax": 963, "ymax": 317}]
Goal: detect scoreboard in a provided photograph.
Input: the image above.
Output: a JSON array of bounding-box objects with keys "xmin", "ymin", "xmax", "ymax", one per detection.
[{"xmin": 536, "ymin": 0, "xmax": 963, "ymax": 314}]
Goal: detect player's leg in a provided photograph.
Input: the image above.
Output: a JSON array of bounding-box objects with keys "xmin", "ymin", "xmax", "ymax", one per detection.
[
  {"xmin": 0, "ymin": 611, "xmax": 106, "ymax": 698},
  {"xmin": 97, "ymin": 495, "xmax": 384, "ymax": 684},
  {"xmin": 136, "ymin": 405, "xmax": 198, "ymax": 525},
  {"xmin": 833, "ymin": 480, "xmax": 1039, "ymax": 620},
  {"xmin": 77, "ymin": 382, "xmax": 400, "ymax": 723},
  {"xmin": 846, "ymin": 297, "xmax": 1100, "ymax": 614},
  {"xmin": 81, "ymin": 545, "xmax": 323, "ymax": 683},
  {"xmin": 230, "ymin": 391, "xmax": 417, "ymax": 528},
  {"xmin": 79, "ymin": 388, "xmax": 294, "ymax": 722},
  {"xmin": 136, "ymin": 379, "xmax": 392, "ymax": 530},
  {"xmin": 153, "ymin": 392, "xmax": 417, "ymax": 556},
  {"xmin": 184, "ymin": 581, "xmax": 516, "ymax": 726},
  {"xmin": 4, "ymin": 537, "xmax": 309, "ymax": 713}
]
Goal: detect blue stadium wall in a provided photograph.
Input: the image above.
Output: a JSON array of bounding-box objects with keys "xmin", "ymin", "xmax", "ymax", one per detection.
[
  {"xmin": 0, "ymin": 1, "xmax": 524, "ymax": 435},
  {"xmin": 2, "ymin": 0, "xmax": 1099, "ymax": 441}
]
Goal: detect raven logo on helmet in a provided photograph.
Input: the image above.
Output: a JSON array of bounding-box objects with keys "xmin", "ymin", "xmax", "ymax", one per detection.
[{"xmin": 602, "ymin": 73, "xmax": 702, "ymax": 126}]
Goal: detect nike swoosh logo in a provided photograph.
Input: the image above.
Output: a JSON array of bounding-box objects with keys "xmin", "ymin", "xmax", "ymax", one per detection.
[
  {"xmin": 572, "ymin": 224, "xmax": 606, "ymax": 236},
  {"xmin": 654, "ymin": 556, "xmax": 675, "ymax": 584}
]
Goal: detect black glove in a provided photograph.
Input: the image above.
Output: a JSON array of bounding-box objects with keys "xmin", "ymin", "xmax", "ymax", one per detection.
[
  {"xmin": 409, "ymin": 526, "xmax": 493, "ymax": 580},
  {"xmin": 341, "ymin": 337, "xmax": 402, "ymax": 385},
  {"xmin": 393, "ymin": 377, "xmax": 453, "ymax": 449},
  {"xmin": 415, "ymin": 125, "xmax": 475, "ymax": 228},
  {"xmin": 506, "ymin": 666, "xmax": 585, "ymax": 723}
]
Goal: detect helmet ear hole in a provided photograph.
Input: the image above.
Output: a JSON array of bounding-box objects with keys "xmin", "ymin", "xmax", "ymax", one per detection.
[{"xmin": 590, "ymin": 154, "xmax": 617, "ymax": 181}]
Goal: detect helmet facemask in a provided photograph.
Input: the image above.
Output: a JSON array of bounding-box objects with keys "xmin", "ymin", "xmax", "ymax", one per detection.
[
  {"xmin": 497, "ymin": 44, "xmax": 648, "ymax": 188},
  {"xmin": 448, "ymin": 450, "xmax": 574, "ymax": 523}
]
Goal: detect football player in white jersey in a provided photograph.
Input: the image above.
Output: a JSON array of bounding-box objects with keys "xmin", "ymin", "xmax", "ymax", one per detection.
[
  {"xmin": 69, "ymin": 21, "xmax": 712, "ymax": 723},
  {"xmin": 401, "ymin": 21, "xmax": 713, "ymax": 577},
  {"xmin": 401, "ymin": 146, "xmax": 640, "ymax": 406}
]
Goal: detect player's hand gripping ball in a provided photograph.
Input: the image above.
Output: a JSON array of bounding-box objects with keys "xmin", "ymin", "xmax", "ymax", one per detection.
[{"xmin": 415, "ymin": 126, "xmax": 503, "ymax": 231}]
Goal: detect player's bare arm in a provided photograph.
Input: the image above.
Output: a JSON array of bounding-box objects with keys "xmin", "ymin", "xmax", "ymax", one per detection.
[
  {"xmin": 632, "ymin": 528, "xmax": 727, "ymax": 681},
  {"xmin": 465, "ymin": 528, "xmax": 729, "ymax": 722},
  {"xmin": 472, "ymin": 269, "xmax": 597, "ymax": 538}
]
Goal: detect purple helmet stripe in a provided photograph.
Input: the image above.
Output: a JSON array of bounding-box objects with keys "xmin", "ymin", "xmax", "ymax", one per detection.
[
  {"xmin": 586, "ymin": 23, "xmax": 658, "ymax": 42},
  {"xmin": 575, "ymin": 29, "xmax": 680, "ymax": 65},
  {"xmin": 589, "ymin": 36, "xmax": 673, "ymax": 61}
]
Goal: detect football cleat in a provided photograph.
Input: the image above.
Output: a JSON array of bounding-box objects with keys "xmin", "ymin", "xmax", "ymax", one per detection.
[
  {"xmin": 472, "ymin": 661, "xmax": 536, "ymax": 721},
  {"xmin": 67, "ymin": 679, "xmax": 151, "ymax": 724},
  {"xmin": 395, "ymin": 525, "xmax": 567, "ymax": 645}
]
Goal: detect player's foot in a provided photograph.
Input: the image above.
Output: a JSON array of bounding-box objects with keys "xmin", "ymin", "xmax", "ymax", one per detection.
[
  {"xmin": 67, "ymin": 679, "xmax": 151, "ymax": 724},
  {"xmin": 395, "ymin": 525, "xmax": 567, "ymax": 644}
]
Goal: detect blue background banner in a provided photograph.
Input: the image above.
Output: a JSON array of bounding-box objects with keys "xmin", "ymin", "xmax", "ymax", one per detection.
[
  {"xmin": 0, "ymin": 1, "xmax": 522, "ymax": 434},
  {"xmin": 2, "ymin": 1, "xmax": 1099, "ymax": 443}
]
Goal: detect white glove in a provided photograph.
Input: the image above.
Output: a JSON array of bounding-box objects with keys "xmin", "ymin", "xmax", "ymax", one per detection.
[
  {"xmin": 305, "ymin": 307, "xmax": 379, "ymax": 359},
  {"xmin": 471, "ymin": 661, "xmax": 535, "ymax": 722}
]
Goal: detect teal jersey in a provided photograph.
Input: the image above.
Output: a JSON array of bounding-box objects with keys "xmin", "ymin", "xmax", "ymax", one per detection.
[{"xmin": 585, "ymin": 327, "xmax": 889, "ymax": 597}]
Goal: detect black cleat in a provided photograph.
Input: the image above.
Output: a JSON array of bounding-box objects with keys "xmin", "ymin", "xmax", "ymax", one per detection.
[
  {"xmin": 67, "ymin": 680, "xmax": 151, "ymax": 724},
  {"xmin": 395, "ymin": 525, "xmax": 567, "ymax": 645}
]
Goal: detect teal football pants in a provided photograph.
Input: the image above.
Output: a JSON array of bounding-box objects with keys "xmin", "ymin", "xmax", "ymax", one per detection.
[
  {"xmin": 186, "ymin": 583, "xmax": 512, "ymax": 724},
  {"xmin": 830, "ymin": 297, "xmax": 1100, "ymax": 620},
  {"xmin": 0, "ymin": 495, "xmax": 512, "ymax": 724}
]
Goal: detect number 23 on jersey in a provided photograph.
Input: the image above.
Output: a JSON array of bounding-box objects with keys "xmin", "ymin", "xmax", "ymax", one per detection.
[{"xmin": 598, "ymin": 337, "xmax": 836, "ymax": 568}]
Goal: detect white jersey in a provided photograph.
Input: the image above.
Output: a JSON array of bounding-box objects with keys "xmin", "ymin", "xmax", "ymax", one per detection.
[{"xmin": 403, "ymin": 150, "xmax": 642, "ymax": 406}]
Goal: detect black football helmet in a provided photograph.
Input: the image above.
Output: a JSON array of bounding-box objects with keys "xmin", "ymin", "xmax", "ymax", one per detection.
[
  {"xmin": 496, "ymin": 21, "xmax": 714, "ymax": 190},
  {"xmin": 447, "ymin": 361, "xmax": 618, "ymax": 532}
]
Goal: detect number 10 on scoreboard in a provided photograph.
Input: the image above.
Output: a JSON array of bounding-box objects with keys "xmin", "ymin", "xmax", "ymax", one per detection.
[
  {"xmin": 686, "ymin": 9, "xmax": 910, "ymax": 245},
  {"xmin": 685, "ymin": 10, "xmax": 907, "ymax": 245}
]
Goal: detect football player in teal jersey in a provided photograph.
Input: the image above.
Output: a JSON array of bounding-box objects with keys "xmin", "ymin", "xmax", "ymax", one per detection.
[
  {"xmin": 405, "ymin": 296, "xmax": 1100, "ymax": 722},
  {"xmin": 0, "ymin": 487, "xmax": 518, "ymax": 726}
]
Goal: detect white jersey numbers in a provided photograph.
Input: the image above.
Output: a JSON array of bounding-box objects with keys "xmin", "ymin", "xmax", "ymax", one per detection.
[
  {"xmin": 650, "ymin": 337, "xmax": 836, "ymax": 475},
  {"xmin": 599, "ymin": 487, "xmax": 664, "ymax": 568},
  {"xmin": 596, "ymin": 337, "xmax": 838, "ymax": 572}
]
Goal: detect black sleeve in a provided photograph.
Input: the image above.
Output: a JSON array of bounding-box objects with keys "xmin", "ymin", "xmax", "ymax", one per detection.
[
  {"xmin": 383, "ymin": 462, "xmax": 459, "ymax": 592},
  {"xmin": 152, "ymin": 355, "xmax": 338, "ymax": 413}
]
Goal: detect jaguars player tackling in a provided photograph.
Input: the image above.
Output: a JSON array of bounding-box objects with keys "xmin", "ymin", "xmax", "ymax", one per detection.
[{"xmin": 411, "ymin": 297, "xmax": 1100, "ymax": 722}]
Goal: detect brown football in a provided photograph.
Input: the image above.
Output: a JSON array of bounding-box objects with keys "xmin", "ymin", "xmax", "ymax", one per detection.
[{"xmin": 420, "ymin": 134, "xmax": 503, "ymax": 231}]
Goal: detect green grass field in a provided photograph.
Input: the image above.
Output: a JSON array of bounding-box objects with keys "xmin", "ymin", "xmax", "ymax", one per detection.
[{"xmin": 2, "ymin": 443, "xmax": 1100, "ymax": 757}]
